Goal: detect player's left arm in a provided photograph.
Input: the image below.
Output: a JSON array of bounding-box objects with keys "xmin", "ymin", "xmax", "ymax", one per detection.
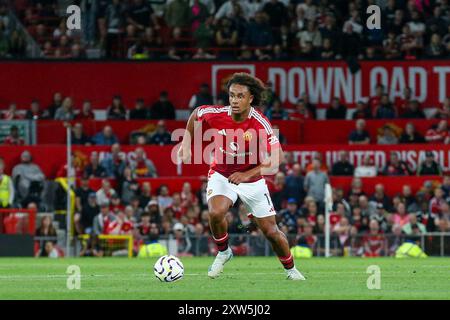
[{"xmin": 228, "ymin": 146, "xmax": 285, "ymax": 185}]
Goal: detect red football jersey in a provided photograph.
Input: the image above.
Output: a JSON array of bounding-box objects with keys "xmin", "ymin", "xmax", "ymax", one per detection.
[{"xmin": 197, "ymin": 105, "xmax": 280, "ymax": 181}]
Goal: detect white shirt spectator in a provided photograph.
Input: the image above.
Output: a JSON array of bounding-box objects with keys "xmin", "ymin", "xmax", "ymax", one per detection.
[
  {"xmin": 408, "ymin": 21, "xmax": 426, "ymax": 34},
  {"xmin": 296, "ymin": 2, "xmax": 317, "ymax": 21},
  {"xmin": 354, "ymin": 165, "xmax": 377, "ymax": 177}
]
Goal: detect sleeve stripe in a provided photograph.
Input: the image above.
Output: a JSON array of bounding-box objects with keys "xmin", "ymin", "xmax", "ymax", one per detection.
[
  {"xmin": 198, "ymin": 106, "xmax": 230, "ymax": 118},
  {"xmin": 251, "ymin": 109, "xmax": 273, "ymax": 134}
]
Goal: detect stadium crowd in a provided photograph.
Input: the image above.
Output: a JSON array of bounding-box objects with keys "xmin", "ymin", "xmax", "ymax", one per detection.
[
  {"xmin": 1, "ymin": 140, "xmax": 450, "ymax": 258},
  {"xmin": 2, "ymin": 0, "xmax": 450, "ymax": 60}
]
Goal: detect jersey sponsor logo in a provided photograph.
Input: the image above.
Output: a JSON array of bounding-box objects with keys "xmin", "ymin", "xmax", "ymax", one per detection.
[
  {"xmin": 207, "ymin": 189, "xmax": 213, "ymax": 196},
  {"xmin": 229, "ymin": 142, "xmax": 239, "ymax": 152}
]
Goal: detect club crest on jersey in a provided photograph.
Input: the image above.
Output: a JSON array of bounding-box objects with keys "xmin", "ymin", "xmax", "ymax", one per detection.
[{"xmin": 243, "ymin": 131, "xmax": 253, "ymax": 142}]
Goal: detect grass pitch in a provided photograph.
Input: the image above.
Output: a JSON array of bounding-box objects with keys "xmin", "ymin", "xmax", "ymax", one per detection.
[{"xmin": 0, "ymin": 257, "xmax": 449, "ymax": 300}]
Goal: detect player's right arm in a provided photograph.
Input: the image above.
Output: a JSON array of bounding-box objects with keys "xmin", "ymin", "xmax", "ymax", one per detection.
[{"xmin": 177, "ymin": 107, "xmax": 200, "ymax": 163}]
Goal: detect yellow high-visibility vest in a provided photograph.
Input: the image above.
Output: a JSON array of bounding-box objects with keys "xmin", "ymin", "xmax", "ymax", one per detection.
[
  {"xmin": 291, "ymin": 245, "xmax": 313, "ymax": 258},
  {"xmin": 395, "ymin": 242, "xmax": 428, "ymax": 258},
  {"xmin": 0, "ymin": 175, "xmax": 11, "ymax": 207},
  {"xmin": 138, "ymin": 242, "xmax": 168, "ymax": 258}
]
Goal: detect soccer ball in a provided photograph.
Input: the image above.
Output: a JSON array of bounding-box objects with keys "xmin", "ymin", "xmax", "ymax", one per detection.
[{"xmin": 153, "ymin": 255, "xmax": 184, "ymax": 282}]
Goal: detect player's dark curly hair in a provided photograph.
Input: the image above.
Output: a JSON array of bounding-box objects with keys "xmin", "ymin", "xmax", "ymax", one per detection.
[{"xmin": 227, "ymin": 73, "xmax": 267, "ymax": 106}]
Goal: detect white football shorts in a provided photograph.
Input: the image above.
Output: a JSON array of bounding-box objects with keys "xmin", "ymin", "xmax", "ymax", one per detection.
[{"xmin": 206, "ymin": 171, "xmax": 276, "ymax": 218}]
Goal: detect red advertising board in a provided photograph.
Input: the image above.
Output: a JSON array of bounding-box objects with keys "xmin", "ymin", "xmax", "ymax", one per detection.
[{"xmin": 1, "ymin": 61, "xmax": 448, "ymax": 110}]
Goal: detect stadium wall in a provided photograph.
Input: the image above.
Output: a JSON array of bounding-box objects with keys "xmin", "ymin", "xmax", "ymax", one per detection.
[{"xmin": 0, "ymin": 60, "xmax": 448, "ymax": 109}]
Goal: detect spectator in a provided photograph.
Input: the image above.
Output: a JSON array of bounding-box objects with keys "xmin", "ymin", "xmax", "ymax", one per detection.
[
  {"xmin": 138, "ymin": 182, "xmax": 152, "ymax": 209},
  {"xmin": 354, "ymin": 155, "xmax": 377, "ymax": 177},
  {"xmin": 425, "ymin": 33, "xmax": 446, "ymax": 58},
  {"xmin": 95, "ymin": 179, "xmax": 117, "ymax": 207},
  {"xmin": 279, "ymin": 198, "xmax": 301, "ymax": 234},
  {"xmin": 101, "ymin": 143, "xmax": 126, "ymax": 178},
  {"xmin": 263, "ymin": 0, "xmax": 288, "ymax": 29},
  {"xmin": 104, "ymin": 0, "xmax": 127, "ymax": 58},
  {"xmin": 288, "ymin": 99, "xmax": 310, "ymax": 120},
  {"xmin": 367, "ymin": 84, "xmax": 385, "ymax": 113},
  {"xmin": 301, "ymin": 93, "xmax": 317, "ymax": 119},
  {"xmin": 71, "ymin": 122, "xmax": 92, "ymax": 145},
  {"xmin": 425, "ymin": 120, "xmax": 449, "ymax": 144},
  {"xmin": 362, "ymin": 220, "xmax": 385, "ymax": 257},
  {"xmin": 417, "ymin": 151, "xmax": 443, "ymax": 176},
  {"xmin": 331, "ymin": 151, "xmax": 354, "ymax": 176},
  {"xmin": 0, "ymin": 158, "xmax": 14, "ymax": 208},
  {"xmin": 84, "ymin": 152, "xmax": 107, "ymax": 178},
  {"xmin": 129, "ymin": 147, "xmax": 158, "ymax": 177},
  {"xmin": 25, "ymin": 100, "xmax": 45, "ymax": 120},
  {"xmin": 150, "ymin": 91, "xmax": 176, "ymax": 120},
  {"xmin": 374, "ymin": 94, "xmax": 397, "ymax": 119},
  {"xmin": 271, "ymin": 171, "xmax": 288, "ymax": 211},
  {"xmin": 285, "ymin": 163, "xmax": 305, "ymax": 205},
  {"xmin": 395, "ymin": 87, "xmax": 413, "ymax": 116},
  {"xmin": 76, "ymin": 100, "xmax": 95, "ymax": 120},
  {"xmin": 304, "ymin": 153, "xmax": 329, "ymax": 174},
  {"xmin": 188, "ymin": 83, "xmax": 213, "ymax": 110},
  {"xmin": 119, "ymin": 166, "xmax": 140, "ymax": 205},
  {"xmin": 297, "ymin": 20, "xmax": 322, "ymax": 49},
  {"xmin": 304, "ymin": 159, "xmax": 329, "ymax": 203},
  {"xmin": 74, "ymin": 192, "xmax": 98, "ymax": 235},
  {"xmin": 243, "ymin": 11, "xmax": 273, "ymax": 60},
  {"xmin": 348, "ymin": 119, "xmax": 370, "ymax": 145},
  {"xmin": 106, "ymin": 210, "xmax": 133, "ymax": 235},
  {"xmin": 148, "ymin": 120, "xmax": 172, "ymax": 145},
  {"xmin": 370, "ymin": 184, "xmax": 392, "ymax": 212},
  {"xmin": 319, "ymin": 37, "xmax": 336, "ymax": 60},
  {"xmin": 158, "ymin": 184, "xmax": 174, "ymax": 213},
  {"xmin": 3, "ymin": 125, "xmax": 25, "ymax": 146},
  {"xmin": 75, "ymin": 175, "xmax": 95, "ymax": 214},
  {"xmin": 173, "ymin": 222, "xmax": 193, "ymax": 256},
  {"xmin": 382, "ymin": 152, "xmax": 412, "ymax": 176},
  {"xmin": 377, "ymin": 125, "xmax": 399, "ymax": 145},
  {"xmin": 165, "ymin": 0, "xmax": 190, "ymax": 28},
  {"xmin": 35, "ymin": 215, "xmax": 57, "ymax": 256},
  {"xmin": 402, "ymin": 213, "xmax": 427, "ymax": 235},
  {"xmin": 326, "ymin": 97, "xmax": 347, "ymax": 119},
  {"xmin": 126, "ymin": 0, "xmax": 159, "ymax": 37},
  {"xmin": 2, "ymin": 103, "xmax": 22, "ymax": 120},
  {"xmin": 266, "ymin": 99, "xmax": 288, "ymax": 120},
  {"xmin": 107, "ymin": 95, "xmax": 127, "ymax": 120},
  {"xmin": 12, "ymin": 151, "xmax": 45, "ymax": 205},
  {"xmin": 401, "ymin": 100, "xmax": 426, "ymax": 119},
  {"xmin": 351, "ymin": 101, "xmax": 371, "ymax": 119},
  {"xmin": 46, "ymin": 92, "xmax": 63, "ymax": 119},
  {"xmin": 129, "ymin": 98, "xmax": 149, "ymax": 120},
  {"xmin": 93, "ymin": 202, "xmax": 116, "ymax": 235},
  {"xmin": 54, "ymin": 97, "xmax": 75, "ymax": 120},
  {"xmin": 393, "ymin": 202, "xmax": 410, "ymax": 227},
  {"xmin": 92, "ymin": 126, "xmax": 119, "ymax": 145},
  {"xmin": 433, "ymin": 97, "xmax": 450, "ymax": 119},
  {"xmin": 399, "ymin": 122, "xmax": 425, "ymax": 143},
  {"xmin": 370, "ymin": 203, "xmax": 389, "ymax": 233}
]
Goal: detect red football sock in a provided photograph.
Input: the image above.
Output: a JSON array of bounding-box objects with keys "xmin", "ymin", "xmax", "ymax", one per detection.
[
  {"xmin": 213, "ymin": 233, "xmax": 229, "ymax": 252},
  {"xmin": 279, "ymin": 253, "xmax": 295, "ymax": 270}
]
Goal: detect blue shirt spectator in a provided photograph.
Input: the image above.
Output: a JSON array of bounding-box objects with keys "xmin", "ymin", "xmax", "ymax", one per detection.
[{"xmin": 92, "ymin": 126, "xmax": 119, "ymax": 145}]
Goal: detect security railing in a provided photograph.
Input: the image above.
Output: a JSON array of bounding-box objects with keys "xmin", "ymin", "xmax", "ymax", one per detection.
[{"xmin": 68, "ymin": 232, "xmax": 450, "ymax": 258}]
